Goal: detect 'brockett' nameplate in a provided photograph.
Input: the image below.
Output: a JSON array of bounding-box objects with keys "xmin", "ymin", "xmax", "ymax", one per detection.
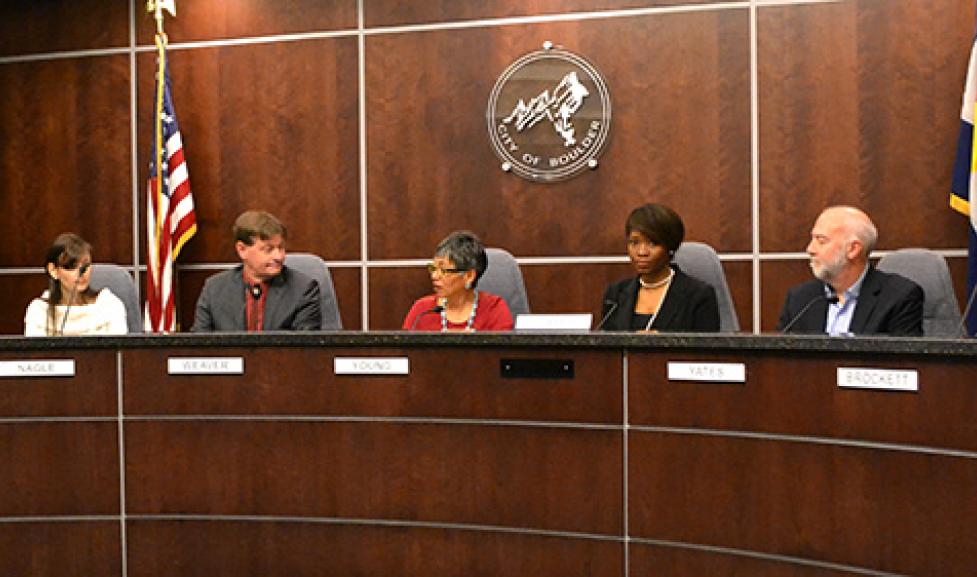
[
  {"xmin": 837, "ymin": 367, "xmax": 918, "ymax": 392},
  {"xmin": 168, "ymin": 357, "xmax": 244, "ymax": 375},
  {"xmin": 0, "ymin": 360, "xmax": 75, "ymax": 378},
  {"xmin": 667, "ymin": 362, "xmax": 746, "ymax": 383},
  {"xmin": 335, "ymin": 357, "xmax": 409, "ymax": 375}
]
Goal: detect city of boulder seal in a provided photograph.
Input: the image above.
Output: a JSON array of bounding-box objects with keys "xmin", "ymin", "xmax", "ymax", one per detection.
[{"xmin": 487, "ymin": 42, "xmax": 612, "ymax": 183}]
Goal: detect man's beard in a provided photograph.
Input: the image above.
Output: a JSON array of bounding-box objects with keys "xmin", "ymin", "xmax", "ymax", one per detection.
[{"xmin": 810, "ymin": 250, "xmax": 846, "ymax": 283}]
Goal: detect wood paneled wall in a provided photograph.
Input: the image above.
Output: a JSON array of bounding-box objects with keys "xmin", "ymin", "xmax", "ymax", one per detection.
[{"xmin": 0, "ymin": 0, "xmax": 972, "ymax": 333}]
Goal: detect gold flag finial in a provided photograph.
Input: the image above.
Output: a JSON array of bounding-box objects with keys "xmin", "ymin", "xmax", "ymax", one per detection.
[
  {"xmin": 147, "ymin": 0, "xmax": 176, "ymax": 17},
  {"xmin": 147, "ymin": 0, "xmax": 176, "ymax": 34},
  {"xmin": 159, "ymin": 0, "xmax": 176, "ymax": 17}
]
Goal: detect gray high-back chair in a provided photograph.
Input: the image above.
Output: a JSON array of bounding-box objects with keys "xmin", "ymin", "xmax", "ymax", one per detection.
[
  {"xmin": 284, "ymin": 253, "xmax": 342, "ymax": 330},
  {"xmin": 876, "ymin": 248, "xmax": 962, "ymax": 337},
  {"xmin": 673, "ymin": 241, "xmax": 740, "ymax": 332},
  {"xmin": 478, "ymin": 248, "xmax": 530, "ymax": 317},
  {"xmin": 88, "ymin": 264, "xmax": 142, "ymax": 333}
]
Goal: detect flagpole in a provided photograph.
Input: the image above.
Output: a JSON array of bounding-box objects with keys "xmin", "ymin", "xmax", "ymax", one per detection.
[
  {"xmin": 152, "ymin": 3, "xmax": 166, "ymax": 264},
  {"xmin": 146, "ymin": 0, "xmax": 180, "ymax": 332}
]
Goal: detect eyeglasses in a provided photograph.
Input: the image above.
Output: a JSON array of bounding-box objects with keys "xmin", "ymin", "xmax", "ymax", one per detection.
[
  {"xmin": 427, "ymin": 263, "xmax": 466, "ymax": 276},
  {"xmin": 62, "ymin": 263, "xmax": 92, "ymax": 275}
]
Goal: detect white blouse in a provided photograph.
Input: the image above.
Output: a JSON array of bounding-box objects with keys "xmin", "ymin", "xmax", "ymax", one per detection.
[{"xmin": 24, "ymin": 289, "xmax": 129, "ymax": 336}]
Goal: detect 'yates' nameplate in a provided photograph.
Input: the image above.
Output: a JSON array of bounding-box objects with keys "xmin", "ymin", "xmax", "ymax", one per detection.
[
  {"xmin": 335, "ymin": 357, "xmax": 409, "ymax": 375},
  {"xmin": 0, "ymin": 359, "xmax": 75, "ymax": 378},
  {"xmin": 837, "ymin": 367, "xmax": 918, "ymax": 392},
  {"xmin": 168, "ymin": 357, "xmax": 244, "ymax": 375},
  {"xmin": 667, "ymin": 362, "xmax": 746, "ymax": 383}
]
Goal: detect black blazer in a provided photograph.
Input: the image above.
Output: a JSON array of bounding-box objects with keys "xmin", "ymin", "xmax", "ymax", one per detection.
[
  {"xmin": 600, "ymin": 267, "xmax": 720, "ymax": 332},
  {"xmin": 777, "ymin": 266, "xmax": 923, "ymax": 336}
]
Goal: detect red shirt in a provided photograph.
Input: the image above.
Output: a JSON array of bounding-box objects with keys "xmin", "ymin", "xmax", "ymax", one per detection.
[
  {"xmin": 243, "ymin": 274, "xmax": 268, "ymax": 332},
  {"xmin": 402, "ymin": 292, "xmax": 513, "ymax": 331}
]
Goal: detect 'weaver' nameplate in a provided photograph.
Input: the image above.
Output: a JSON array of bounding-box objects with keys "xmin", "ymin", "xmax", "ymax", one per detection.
[
  {"xmin": 168, "ymin": 357, "xmax": 244, "ymax": 375},
  {"xmin": 0, "ymin": 360, "xmax": 75, "ymax": 378},
  {"xmin": 335, "ymin": 357, "xmax": 409, "ymax": 375},
  {"xmin": 837, "ymin": 367, "xmax": 918, "ymax": 392},
  {"xmin": 667, "ymin": 362, "xmax": 746, "ymax": 383}
]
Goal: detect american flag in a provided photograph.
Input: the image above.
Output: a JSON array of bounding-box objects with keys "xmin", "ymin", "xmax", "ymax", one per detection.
[
  {"xmin": 952, "ymin": 17, "xmax": 977, "ymax": 336},
  {"xmin": 145, "ymin": 34, "xmax": 196, "ymax": 333}
]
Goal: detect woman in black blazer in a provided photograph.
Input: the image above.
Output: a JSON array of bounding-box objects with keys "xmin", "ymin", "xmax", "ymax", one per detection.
[{"xmin": 599, "ymin": 204, "xmax": 720, "ymax": 332}]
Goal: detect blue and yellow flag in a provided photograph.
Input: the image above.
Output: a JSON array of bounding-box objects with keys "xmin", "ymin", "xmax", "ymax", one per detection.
[{"xmin": 951, "ymin": 31, "xmax": 977, "ymax": 336}]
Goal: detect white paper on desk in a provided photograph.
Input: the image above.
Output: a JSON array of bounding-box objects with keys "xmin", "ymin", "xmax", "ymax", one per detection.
[{"xmin": 515, "ymin": 313, "xmax": 593, "ymax": 330}]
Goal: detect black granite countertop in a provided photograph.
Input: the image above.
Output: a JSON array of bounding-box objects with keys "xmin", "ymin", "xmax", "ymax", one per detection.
[{"xmin": 1, "ymin": 331, "xmax": 976, "ymax": 358}]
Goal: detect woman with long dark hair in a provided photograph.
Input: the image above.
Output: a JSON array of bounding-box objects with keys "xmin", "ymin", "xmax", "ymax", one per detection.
[{"xmin": 24, "ymin": 233, "xmax": 127, "ymax": 335}]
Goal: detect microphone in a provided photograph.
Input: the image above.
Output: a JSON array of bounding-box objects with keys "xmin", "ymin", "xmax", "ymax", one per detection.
[
  {"xmin": 595, "ymin": 299, "xmax": 619, "ymax": 330},
  {"xmin": 409, "ymin": 303, "xmax": 445, "ymax": 330},
  {"xmin": 957, "ymin": 282, "xmax": 977, "ymax": 338},
  {"xmin": 59, "ymin": 282, "xmax": 80, "ymax": 335},
  {"xmin": 250, "ymin": 284, "xmax": 263, "ymax": 299},
  {"xmin": 781, "ymin": 294, "xmax": 839, "ymax": 334}
]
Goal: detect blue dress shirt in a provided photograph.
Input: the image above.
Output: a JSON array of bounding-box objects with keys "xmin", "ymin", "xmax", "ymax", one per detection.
[{"xmin": 825, "ymin": 265, "xmax": 869, "ymax": 336}]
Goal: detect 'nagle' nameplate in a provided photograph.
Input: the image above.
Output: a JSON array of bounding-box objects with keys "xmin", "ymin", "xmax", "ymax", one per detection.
[
  {"xmin": 0, "ymin": 360, "xmax": 75, "ymax": 378},
  {"xmin": 667, "ymin": 362, "xmax": 746, "ymax": 383},
  {"xmin": 837, "ymin": 367, "xmax": 918, "ymax": 392},
  {"xmin": 335, "ymin": 357, "xmax": 409, "ymax": 375},
  {"xmin": 168, "ymin": 357, "xmax": 244, "ymax": 375}
]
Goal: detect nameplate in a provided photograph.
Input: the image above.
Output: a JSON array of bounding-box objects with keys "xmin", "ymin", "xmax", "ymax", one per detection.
[
  {"xmin": 837, "ymin": 367, "xmax": 918, "ymax": 392},
  {"xmin": 168, "ymin": 357, "xmax": 244, "ymax": 375},
  {"xmin": 667, "ymin": 362, "xmax": 746, "ymax": 383},
  {"xmin": 0, "ymin": 360, "xmax": 75, "ymax": 378},
  {"xmin": 335, "ymin": 357, "xmax": 409, "ymax": 375}
]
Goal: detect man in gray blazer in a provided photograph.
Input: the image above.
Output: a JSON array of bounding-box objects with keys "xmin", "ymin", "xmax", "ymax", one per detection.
[
  {"xmin": 778, "ymin": 205, "xmax": 923, "ymax": 336},
  {"xmin": 191, "ymin": 210, "xmax": 321, "ymax": 332}
]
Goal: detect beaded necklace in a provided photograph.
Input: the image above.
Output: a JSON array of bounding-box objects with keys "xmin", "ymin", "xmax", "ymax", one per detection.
[
  {"xmin": 441, "ymin": 289, "xmax": 479, "ymax": 332},
  {"xmin": 639, "ymin": 268, "xmax": 674, "ymax": 289}
]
